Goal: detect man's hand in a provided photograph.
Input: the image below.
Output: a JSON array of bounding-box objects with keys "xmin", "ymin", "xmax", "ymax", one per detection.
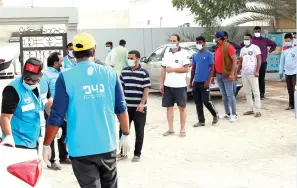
[
  {"xmin": 166, "ymin": 67, "xmax": 175, "ymax": 73},
  {"xmin": 160, "ymin": 84, "xmax": 164, "ymax": 94},
  {"xmin": 1, "ymin": 135, "xmax": 15, "ymax": 147},
  {"xmin": 189, "ymin": 82, "xmax": 193, "ymax": 89},
  {"xmin": 255, "ymin": 72, "xmax": 259, "ymax": 77},
  {"xmin": 279, "ymin": 73, "xmax": 284, "ymax": 80},
  {"xmin": 119, "ymin": 135, "xmax": 130, "ymax": 156},
  {"xmin": 211, "ymin": 77, "xmax": 215, "ymax": 84},
  {"xmin": 43, "ymin": 145, "xmax": 52, "ymax": 166},
  {"xmin": 204, "ymin": 80, "xmax": 210, "ymax": 88},
  {"xmin": 228, "ymin": 74, "xmax": 235, "ymax": 82},
  {"xmin": 136, "ymin": 104, "xmax": 144, "ymax": 112},
  {"xmin": 56, "ymin": 128, "xmax": 62, "ymax": 139}
]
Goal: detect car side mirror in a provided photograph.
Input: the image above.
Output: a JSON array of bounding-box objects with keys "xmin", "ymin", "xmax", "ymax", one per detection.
[{"xmin": 140, "ymin": 57, "xmax": 148, "ymax": 63}]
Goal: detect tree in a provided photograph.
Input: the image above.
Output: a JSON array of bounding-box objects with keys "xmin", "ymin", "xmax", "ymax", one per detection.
[{"xmin": 171, "ymin": 0, "xmax": 296, "ymax": 27}]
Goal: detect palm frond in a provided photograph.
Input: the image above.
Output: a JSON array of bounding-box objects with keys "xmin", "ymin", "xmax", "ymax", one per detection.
[{"xmin": 229, "ymin": 14, "xmax": 273, "ymax": 26}]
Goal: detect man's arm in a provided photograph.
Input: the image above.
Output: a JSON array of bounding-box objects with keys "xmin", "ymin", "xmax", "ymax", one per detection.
[
  {"xmin": 279, "ymin": 50, "xmax": 285, "ymax": 74},
  {"xmin": 44, "ymin": 74, "xmax": 69, "ymax": 145},
  {"xmin": 256, "ymin": 54, "xmax": 261, "ymax": 74},
  {"xmin": 1, "ymin": 86, "xmax": 19, "ymax": 136},
  {"xmin": 140, "ymin": 71, "xmax": 151, "ymax": 105},
  {"xmin": 266, "ymin": 38, "xmax": 277, "ymax": 53},
  {"xmin": 114, "ymin": 77, "xmax": 129, "ymax": 134},
  {"xmin": 237, "ymin": 57, "xmax": 243, "ymax": 75}
]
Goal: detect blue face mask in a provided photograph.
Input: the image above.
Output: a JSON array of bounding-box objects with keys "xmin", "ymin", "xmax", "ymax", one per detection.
[
  {"xmin": 106, "ymin": 47, "xmax": 111, "ymax": 52},
  {"xmin": 285, "ymin": 42, "xmax": 292, "ymax": 47},
  {"xmin": 22, "ymin": 81, "xmax": 38, "ymax": 91},
  {"xmin": 170, "ymin": 43, "xmax": 177, "ymax": 50}
]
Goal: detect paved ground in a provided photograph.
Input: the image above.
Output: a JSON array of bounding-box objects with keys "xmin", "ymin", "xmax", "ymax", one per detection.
[{"xmin": 0, "ymin": 75, "xmax": 295, "ymax": 188}]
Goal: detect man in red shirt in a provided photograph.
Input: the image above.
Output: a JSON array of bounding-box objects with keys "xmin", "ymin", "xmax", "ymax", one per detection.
[{"xmin": 212, "ymin": 32, "xmax": 238, "ymax": 123}]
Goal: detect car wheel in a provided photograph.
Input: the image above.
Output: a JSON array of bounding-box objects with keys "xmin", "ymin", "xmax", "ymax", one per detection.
[{"xmin": 235, "ymin": 87, "xmax": 241, "ymax": 96}]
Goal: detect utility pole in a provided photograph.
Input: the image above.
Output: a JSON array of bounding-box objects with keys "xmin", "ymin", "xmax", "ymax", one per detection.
[{"xmin": 160, "ymin": 17, "xmax": 163, "ymax": 28}]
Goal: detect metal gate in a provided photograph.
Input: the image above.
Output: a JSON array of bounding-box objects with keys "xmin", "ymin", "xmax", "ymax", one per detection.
[{"xmin": 19, "ymin": 27, "xmax": 67, "ymax": 72}]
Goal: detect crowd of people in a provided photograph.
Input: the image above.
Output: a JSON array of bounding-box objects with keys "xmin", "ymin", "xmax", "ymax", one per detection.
[{"xmin": 0, "ymin": 26, "xmax": 296, "ymax": 188}]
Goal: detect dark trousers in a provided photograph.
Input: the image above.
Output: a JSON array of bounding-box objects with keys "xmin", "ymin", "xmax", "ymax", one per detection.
[
  {"xmin": 259, "ymin": 62, "xmax": 267, "ymax": 97},
  {"xmin": 49, "ymin": 122, "xmax": 68, "ymax": 163},
  {"xmin": 119, "ymin": 107, "xmax": 146, "ymax": 157},
  {"xmin": 286, "ymin": 74, "xmax": 296, "ymax": 108},
  {"xmin": 193, "ymin": 82, "xmax": 217, "ymax": 123},
  {"xmin": 70, "ymin": 151, "xmax": 117, "ymax": 188}
]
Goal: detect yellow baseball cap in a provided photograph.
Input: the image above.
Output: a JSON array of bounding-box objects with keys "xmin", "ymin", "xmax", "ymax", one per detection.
[{"xmin": 73, "ymin": 32, "xmax": 96, "ymax": 51}]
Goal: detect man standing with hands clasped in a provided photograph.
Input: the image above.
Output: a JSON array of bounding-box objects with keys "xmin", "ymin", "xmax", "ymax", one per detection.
[
  {"xmin": 118, "ymin": 50, "xmax": 151, "ymax": 162},
  {"xmin": 160, "ymin": 34, "xmax": 190, "ymax": 137},
  {"xmin": 237, "ymin": 34, "xmax": 262, "ymax": 117},
  {"xmin": 190, "ymin": 36, "xmax": 219, "ymax": 127},
  {"xmin": 42, "ymin": 32, "xmax": 130, "ymax": 188}
]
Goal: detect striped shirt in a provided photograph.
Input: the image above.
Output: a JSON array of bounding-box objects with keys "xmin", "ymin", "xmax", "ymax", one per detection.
[{"xmin": 120, "ymin": 65, "xmax": 151, "ymax": 108}]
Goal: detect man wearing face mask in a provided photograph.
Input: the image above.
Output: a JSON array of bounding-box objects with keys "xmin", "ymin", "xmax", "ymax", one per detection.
[
  {"xmin": 250, "ymin": 26, "xmax": 276, "ymax": 100},
  {"xmin": 105, "ymin": 41, "xmax": 117, "ymax": 67},
  {"xmin": 43, "ymin": 52, "xmax": 72, "ymax": 170},
  {"xmin": 279, "ymin": 33, "xmax": 297, "ymax": 110},
  {"xmin": 0, "ymin": 58, "xmax": 52, "ymax": 149},
  {"xmin": 190, "ymin": 36, "xmax": 219, "ymax": 127},
  {"xmin": 161, "ymin": 34, "xmax": 190, "ymax": 137},
  {"xmin": 118, "ymin": 50, "xmax": 151, "ymax": 162},
  {"xmin": 62, "ymin": 43, "xmax": 77, "ymax": 69},
  {"xmin": 237, "ymin": 34, "xmax": 262, "ymax": 117},
  {"xmin": 42, "ymin": 32, "xmax": 130, "ymax": 188}
]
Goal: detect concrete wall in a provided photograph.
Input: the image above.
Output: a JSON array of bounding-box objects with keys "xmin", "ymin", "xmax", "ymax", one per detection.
[{"xmin": 82, "ymin": 26, "xmax": 273, "ymax": 61}]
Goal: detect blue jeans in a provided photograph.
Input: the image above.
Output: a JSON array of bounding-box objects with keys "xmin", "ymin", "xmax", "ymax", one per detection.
[
  {"xmin": 216, "ymin": 73, "xmax": 237, "ymax": 115},
  {"xmin": 233, "ymin": 80, "xmax": 237, "ymax": 95}
]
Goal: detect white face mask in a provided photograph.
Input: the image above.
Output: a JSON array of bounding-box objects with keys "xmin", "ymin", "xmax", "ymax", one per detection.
[
  {"xmin": 22, "ymin": 80, "xmax": 38, "ymax": 90},
  {"xmin": 68, "ymin": 50, "xmax": 74, "ymax": 58},
  {"xmin": 254, "ymin": 33, "xmax": 261, "ymax": 38},
  {"xmin": 196, "ymin": 44, "xmax": 203, "ymax": 50},
  {"xmin": 169, "ymin": 43, "xmax": 177, "ymax": 50},
  {"xmin": 128, "ymin": 59, "xmax": 136, "ymax": 67}
]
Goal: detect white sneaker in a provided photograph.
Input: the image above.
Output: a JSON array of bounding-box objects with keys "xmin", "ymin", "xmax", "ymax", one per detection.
[
  {"xmin": 229, "ymin": 115, "xmax": 238, "ymax": 123},
  {"xmin": 219, "ymin": 114, "xmax": 230, "ymax": 120}
]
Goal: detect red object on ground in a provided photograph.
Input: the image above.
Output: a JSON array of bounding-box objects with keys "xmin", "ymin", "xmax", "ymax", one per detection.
[{"xmin": 7, "ymin": 159, "xmax": 42, "ymax": 187}]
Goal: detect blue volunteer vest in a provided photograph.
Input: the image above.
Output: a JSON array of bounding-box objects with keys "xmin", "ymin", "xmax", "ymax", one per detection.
[
  {"xmin": 7, "ymin": 77, "xmax": 48, "ymax": 148},
  {"xmin": 63, "ymin": 56, "xmax": 76, "ymax": 69},
  {"xmin": 62, "ymin": 60, "xmax": 118, "ymax": 157}
]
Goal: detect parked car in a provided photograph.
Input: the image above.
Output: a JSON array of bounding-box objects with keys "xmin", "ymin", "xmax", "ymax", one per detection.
[
  {"xmin": 140, "ymin": 42, "xmax": 243, "ymax": 96},
  {"xmin": 0, "ymin": 43, "xmax": 21, "ymax": 79},
  {"xmin": 0, "ymin": 145, "xmax": 50, "ymax": 188}
]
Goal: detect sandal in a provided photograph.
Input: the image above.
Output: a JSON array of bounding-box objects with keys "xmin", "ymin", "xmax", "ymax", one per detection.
[
  {"xmin": 163, "ymin": 130, "xmax": 175, "ymax": 136},
  {"xmin": 285, "ymin": 107, "xmax": 294, "ymax": 110},
  {"xmin": 179, "ymin": 132, "xmax": 186, "ymax": 137}
]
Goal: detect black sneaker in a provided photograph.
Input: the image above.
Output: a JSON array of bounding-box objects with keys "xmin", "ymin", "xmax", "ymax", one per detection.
[
  {"xmin": 193, "ymin": 122, "xmax": 205, "ymax": 127},
  {"xmin": 260, "ymin": 94, "xmax": 265, "ymax": 100},
  {"xmin": 212, "ymin": 114, "xmax": 219, "ymax": 125}
]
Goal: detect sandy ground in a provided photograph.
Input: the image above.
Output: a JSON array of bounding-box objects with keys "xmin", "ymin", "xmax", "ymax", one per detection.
[{"xmin": 0, "ymin": 77, "xmax": 295, "ymax": 188}]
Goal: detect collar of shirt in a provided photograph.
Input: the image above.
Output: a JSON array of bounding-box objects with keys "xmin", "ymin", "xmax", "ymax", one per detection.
[
  {"xmin": 169, "ymin": 47, "xmax": 182, "ymax": 54},
  {"xmin": 47, "ymin": 67, "xmax": 59, "ymax": 73}
]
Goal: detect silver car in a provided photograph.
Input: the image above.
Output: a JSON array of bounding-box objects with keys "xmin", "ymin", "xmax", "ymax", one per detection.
[{"xmin": 140, "ymin": 42, "xmax": 243, "ymax": 96}]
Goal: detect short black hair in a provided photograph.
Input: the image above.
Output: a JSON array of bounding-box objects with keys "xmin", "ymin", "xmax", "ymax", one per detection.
[
  {"xmin": 128, "ymin": 50, "xmax": 141, "ymax": 59},
  {"xmin": 67, "ymin": 43, "xmax": 73, "ymax": 48},
  {"xmin": 106, "ymin": 41, "xmax": 113, "ymax": 46},
  {"xmin": 171, "ymin": 34, "xmax": 181, "ymax": 41},
  {"xmin": 47, "ymin": 52, "xmax": 61, "ymax": 67},
  {"xmin": 74, "ymin": 48, "xmax": 94, "ymax": 59},
  {"xmin": 245, "ymin": 33, "xmax": 253, "ymax": 38},
  {"xmin": 254, "ymin": 26, "xmax": 261, "ymax": 31},
  {"xmin": 119, "ymin": 40, "xmax": 126, "ymax": 46},
  {"xmin": 223, "ymin": 31, "xmax": 229, "ymax": 38},
  {"xmin": 284, "ymin": 33, "xmax": 293, "ymax": 39},
  {"xmin": 293, "ymin": 32, "xmax": 296, "ymax": 35},
  {"xmin": 196, "ymin": 36, "xmax": 206, "ymax": 42}
]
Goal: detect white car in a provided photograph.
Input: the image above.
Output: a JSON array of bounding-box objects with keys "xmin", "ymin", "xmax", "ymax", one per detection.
[
  {"xmin": 0, "ymin": 145, "xmax": 50, "ymax": 188},
  {"xmin": 0, "ymin": 43, "xmax": 21, "ymax": 78},
  {"xmin": 140, "ymin": 42, "xmax": 243, "ymax": 96}
]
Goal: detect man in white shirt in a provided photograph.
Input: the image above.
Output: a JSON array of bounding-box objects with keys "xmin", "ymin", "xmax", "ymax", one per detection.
[
  {"xmin": 160, "ymin": 34, "xmax": 190, "ymax": 137},
  {"xmin": 237, "ymin": 34, "xmax": 262, "ymax": 117},
  {"xmin": 105, "ymin": 41, "xmax": 117, "ymax": 67}
]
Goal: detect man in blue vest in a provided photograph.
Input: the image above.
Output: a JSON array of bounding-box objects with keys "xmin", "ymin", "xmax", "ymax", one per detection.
[
  {"xmin": 0, "ymin": 58, "xmax": 52, "ymax": 149},
  {"xmin": 43, "ymin": 52, "xmax": 72, "ymax": 170},
  {"xmin": 42, "ymin": 32, "xmax": 130, "ymax": 188},
  {"xmin": 62, "ymin": 42, "xmax": 77, "ymax": 69}
]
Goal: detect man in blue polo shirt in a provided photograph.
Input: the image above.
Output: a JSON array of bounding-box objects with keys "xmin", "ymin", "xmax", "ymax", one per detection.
[
  {"xmin": 42, "ymin": 32, "xmax": 130, "ymax": 188},
  {"xmin": 190, "ymin": 36, "xmax": 219, "ymax": 127},
  {"xmin": 62, "ymin": 43, "xmax": 77, "ymax": 69},
  {"xmin": 118, "ymin": 50, "xmax": 151, "ymax": 162}
]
